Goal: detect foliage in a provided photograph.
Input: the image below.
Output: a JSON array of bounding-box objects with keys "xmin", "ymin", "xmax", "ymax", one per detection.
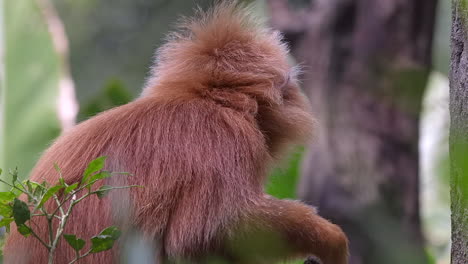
[
  {"xmin": 266, "ymin": 147, "xmax": 304, "ymax": 199},
  {"xmin": 0, "ymin": 157, "xmax": 141, "ymax": 264}
]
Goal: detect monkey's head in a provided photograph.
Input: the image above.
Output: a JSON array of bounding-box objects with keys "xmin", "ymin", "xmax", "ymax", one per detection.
[{"xmin": 144, "ymin": 1, "xmax": 315, "ymax": 157}]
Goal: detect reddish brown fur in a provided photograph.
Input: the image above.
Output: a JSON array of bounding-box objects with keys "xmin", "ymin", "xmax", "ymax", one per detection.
[{"xmin": 4, "ymin": 2, "xmax": 348, "ymax": 263}]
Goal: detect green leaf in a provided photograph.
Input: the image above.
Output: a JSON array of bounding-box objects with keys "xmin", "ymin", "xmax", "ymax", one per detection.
[
  {"xmin": 64, "ymin": 183, "xmax": 79, "ymax": 195},
  {"xmin": 25, "ymin": 181, "xmax": 35, "ymax": 203},
  {"xmin": 12, "ymin": 198, "xmax": 30, "ymax": 225},
  {"xmin": 10, "ymin": 187, "xmax": 22, "ymax": 197},
  {"xmin": 89, "ymin": 171, "xmax": 112, "ymax": 184},
  {"xmin": 0, "ymin": 191, "xmax": 16, "ymax": 203},
  {"xmin": 32, "ymin": 182, "xmax": 46, "ymax": 198},
  {"xmin": 25, "ymin": 180, "xmax": 33, "ymax": 193},
  {"xmin": 82, "ymin": 157, "xmax": 107, "ymax": 184},
  {"xmin": 0, "ymin": 217, "xmax": 14, "ymax": 227},
  {"xmin": 95, "ymin": 185, "xmax": 113, "ymax": 199},
  {"xmin": 54, "ymin": 163, "xmax": 61, "ymax": 173},
  {"xmin": 94, "ymin": 185, "xmax": 142, "ymax": 199},
  {"xmin": 90, "ymin": 226, "xmax": 121, "ymax": 253},
  {"xmin": 10, "ymin": 169, "xmax": 18, "ymax": 184},
  {"xmin": 17, "ymin": 224, "xmax": 31, "ymax": 237},
  {"xmin": 64, "ymin": 234, "xmax": 86, "ymax": 251},
  {"xmin": 38, "ymin": 185, "xmax": 64, "ymax": 207},
  {"xmin": 23, "ymin": 180, "xmax": 42, "ymax": 203},
  {"xmin": 40, "ymin": 181, "xmax": 48, "ymax": 188},
  {"xmin": 0, "ymin": 203, "xmax": 13, "ymax": 217},
  {"xmin": 0, "ymin": 0, "xmax": 64, "ymax": 190}
]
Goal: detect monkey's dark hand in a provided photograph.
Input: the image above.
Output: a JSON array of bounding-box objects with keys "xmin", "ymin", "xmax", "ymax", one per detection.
[{"xmin": 304, "ymin": 256, "xmax": 322, "ymax": 264}]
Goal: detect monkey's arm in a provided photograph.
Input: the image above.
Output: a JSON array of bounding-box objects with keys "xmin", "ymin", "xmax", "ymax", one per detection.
[{"xmin": 228, "ymin": 197, "xmax": 349, "ymax": 264}]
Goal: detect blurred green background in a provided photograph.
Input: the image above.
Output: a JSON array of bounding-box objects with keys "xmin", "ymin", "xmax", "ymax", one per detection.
[{"xmin": 0, "ymin": 0, "xmax": 452, "ymax": 264}]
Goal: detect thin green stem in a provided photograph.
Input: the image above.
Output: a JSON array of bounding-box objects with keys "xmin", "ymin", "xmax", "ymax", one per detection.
[
  {"xmin": 0, "ymin": 179, "xmax": 25, "ymax": 194},
  {"xmin": 25, "ymin": 224, "xmax": 50, "ymax": 249},
  {"xmin": 49, "ymin": 179, "xmax": 97, "ymax": 217},
  {"xmin": 68, "ymin": 249, "xmax": 92, "ymax": 264}
]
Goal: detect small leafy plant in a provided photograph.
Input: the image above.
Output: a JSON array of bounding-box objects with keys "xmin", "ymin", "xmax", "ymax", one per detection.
[{"xmin": 0, "ymin": 156, "xmax": 140, "ymax": 264}]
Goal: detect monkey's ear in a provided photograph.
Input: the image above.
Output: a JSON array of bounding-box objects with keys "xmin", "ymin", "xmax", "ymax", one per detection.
[{"xmin": 203, "ymin": 90, "xmax": 258, "ymax": 115}]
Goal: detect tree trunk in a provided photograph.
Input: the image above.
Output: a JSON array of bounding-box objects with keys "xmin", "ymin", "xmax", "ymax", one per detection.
[
  {"xmin": 268, "ymin": 1, "xmax": 437, "ymax": 263},
  {"xmin": 449, "ymin": 3, "xmax": 468, "ymax": 264}
]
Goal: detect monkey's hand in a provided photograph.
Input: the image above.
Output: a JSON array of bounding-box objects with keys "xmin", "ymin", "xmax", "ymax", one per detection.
[
  {"xmin": 252, "ymin": 198, "xmax": 349, "ymax": 264},
  {"xmin": 304, "ymin": 256, "xmax": 322, "ymax": 264}
]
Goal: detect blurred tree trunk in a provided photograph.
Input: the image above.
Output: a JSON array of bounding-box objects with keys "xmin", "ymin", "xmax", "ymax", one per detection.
[
  {"xmin": 268, "ymin": 0, "xmax": 437, "ymax": 263},
  {"xmin": 449, "ymin": 3, "xmax": 468, "ymax": 264}
]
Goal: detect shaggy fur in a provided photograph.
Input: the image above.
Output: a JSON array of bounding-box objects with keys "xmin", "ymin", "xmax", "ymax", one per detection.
[{"xmin": 4, "ymin": 2, "xmax": 348, "ymax": 263}]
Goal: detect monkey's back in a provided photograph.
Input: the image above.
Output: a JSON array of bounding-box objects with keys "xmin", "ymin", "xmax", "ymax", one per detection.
[{"xmin": 4, "ymin": 95, "xmax": 269, "ymax": 263}]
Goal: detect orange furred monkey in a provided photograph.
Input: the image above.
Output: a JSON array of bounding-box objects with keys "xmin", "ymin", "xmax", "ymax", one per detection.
[{"xmin": 4, "ymin": 2, "xmax": 348, "ymax": 263}]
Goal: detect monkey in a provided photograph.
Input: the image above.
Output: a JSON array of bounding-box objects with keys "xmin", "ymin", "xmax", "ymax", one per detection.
[{"xmin": 3, "ymin": 2, "xmax": 349, "ymax": 264}]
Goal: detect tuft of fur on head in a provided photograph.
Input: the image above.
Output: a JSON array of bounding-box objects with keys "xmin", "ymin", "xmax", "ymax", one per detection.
[
  {"xmin": 142, "ymin": 1, "xmax": 315, "ymax": 158},
  {"xmin": 142, "ymin": 0, "xmax": 291, "ymax": 102}
]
